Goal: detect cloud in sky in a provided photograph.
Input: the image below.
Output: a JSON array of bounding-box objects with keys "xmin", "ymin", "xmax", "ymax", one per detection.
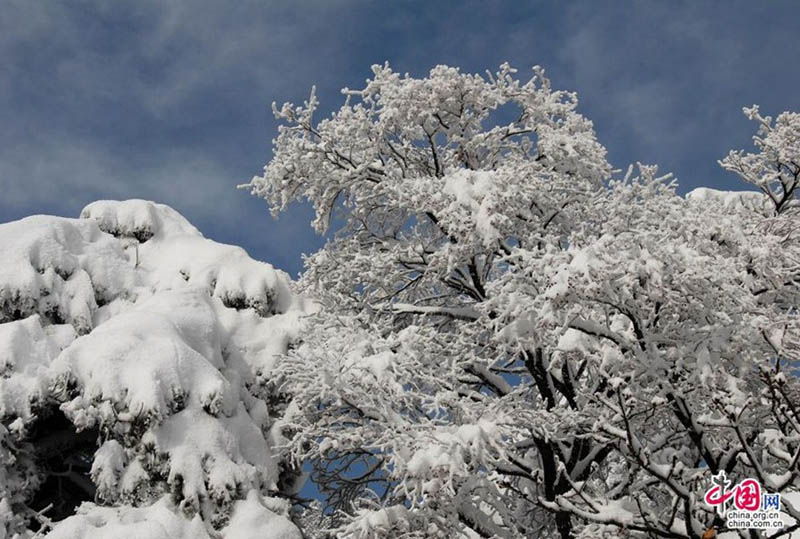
[{"xmin": 1, "ymin": 0, "xmax": 799, "ymax": 275}]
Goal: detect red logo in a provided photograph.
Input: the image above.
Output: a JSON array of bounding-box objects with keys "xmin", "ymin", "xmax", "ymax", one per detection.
[
  {"xmin": 734, "ymin": 479, "xmax": 761, "ymax": 511},
  {"xmin": 704, "ymin": 472, "xmax": 772, "ymax": 514}
]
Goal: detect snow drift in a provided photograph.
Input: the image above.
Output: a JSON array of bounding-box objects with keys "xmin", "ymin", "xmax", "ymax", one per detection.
[{"xmin": 0, "ymin": 200, "xmax": 305, "ymax": 539}]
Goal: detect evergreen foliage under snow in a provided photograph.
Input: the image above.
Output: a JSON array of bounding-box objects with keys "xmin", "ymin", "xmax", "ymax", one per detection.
[{"xmin": 0, "ymin": 200, "xmax": 305, "ymax": 539}]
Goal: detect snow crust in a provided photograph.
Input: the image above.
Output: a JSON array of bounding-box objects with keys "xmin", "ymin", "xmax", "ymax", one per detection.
[{"xmin": 0, "ymin": 200, "xmax": 305, "ymax": 538}]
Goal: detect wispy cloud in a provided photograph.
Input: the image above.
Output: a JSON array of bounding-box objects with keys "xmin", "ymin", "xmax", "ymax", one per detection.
[{"xmin": 2, "ymin": 1, "xmax": 800, "ymax": 273}]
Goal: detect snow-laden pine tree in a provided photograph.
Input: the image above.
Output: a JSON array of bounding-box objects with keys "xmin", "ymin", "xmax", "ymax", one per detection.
[
  {"xmin": 0, "ymin": 200, "xmax": 306, "ymax": 539},
  {"xmin": 245, "ymin": 64, "xmax": 800, "ymax": 538}
]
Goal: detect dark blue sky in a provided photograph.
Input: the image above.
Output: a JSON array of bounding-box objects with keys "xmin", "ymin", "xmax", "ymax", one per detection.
[{"xmin": 2, "ymin": 1, "xmax": 799, "ymax": 276}]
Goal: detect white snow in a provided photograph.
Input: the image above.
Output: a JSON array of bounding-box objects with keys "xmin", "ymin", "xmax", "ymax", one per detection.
[
  {"xmin": 0, "ymin": 200, "xmax": 305, "ymax": 538},
  {"xmin": 221, "ymin": 491, "xmax": 302, "ymax": 539},
  {"xmin": 44, "ymin": 497, "xmax": 212, "ymax": 539},
  {"xmin": 443, "ymin": 169, "xmax": 503, "ymax": 245},
  {"xmin": 685, "ymin": 187, "xmax": 770, "ymax": 212},
  {"xmin": 0, "ymin": 315, "xmax": 73, "ymax": 423},
  {"xmin": 0, "ymin": 214, "xmax": 134, "ymax": 333}
]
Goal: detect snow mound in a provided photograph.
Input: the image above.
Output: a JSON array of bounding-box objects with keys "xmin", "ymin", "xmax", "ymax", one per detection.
[
  {"xmin": 0, "ymin": 200, "xmax": 305, "ymax": 538},
  {"xmin": 221, "ymin": 491, "xmax": 302, "ymax": 539},
  {"xmin": 44, "ymin": 497, "xmax": 212, "ymax": 539},
  {"xmin": 45, "ymin": 493, "xmax": 303, "ymax": 539},
  {"xmin": 81, "ymin": 199, "xmax": 292, "ymax": 316},
  {"xmin": 80, "ymin": 199, "xmax": 201, "ymax": 242},
  {"xmin": 0, "ymin": 215, "xmax": 133, "ymax": 333}
]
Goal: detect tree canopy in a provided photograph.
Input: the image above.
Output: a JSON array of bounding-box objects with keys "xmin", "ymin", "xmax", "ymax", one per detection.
[{"xmin": 246, "ymin": 63, "xmax": 800, "ymax": 538}]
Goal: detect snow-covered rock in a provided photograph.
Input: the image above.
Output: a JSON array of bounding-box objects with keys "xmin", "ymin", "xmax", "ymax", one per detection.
[{"xmin": 0, "ymin": 200, "xmax": 307, "ymax": 538}]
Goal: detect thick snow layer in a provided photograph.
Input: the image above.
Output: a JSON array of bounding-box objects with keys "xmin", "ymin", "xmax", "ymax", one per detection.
[
  {"xmin": 0, "ymin": 315, "xmax": 74, "ymax": 423},
  {"xmin": 44, "ymin": 497, "xmax": 212, "ymax": 539},
  {"xmin": 221, "ymin": 491, "xmax": 302, "ymax": 539},
  {"xmin": 43, "ymin": 493, "xmax": 303, "ymax": 539},
  {"xmin": 0, "ymin": 214, "xmax": 133, "ymax": 333},
  {"xmin": 685, "ymin": 187, "xmax": 771, "ymax": 212},
  {"xmin": 0, "ymin": 200, "xmax": 305, "ymax": 538},
  {"xmin": 81, "ymin": 199, "xmax": 292, "ymax": 316},
  {"xmin": 80, "ymin": 199, "xmax": 202, "ymax": 241}
]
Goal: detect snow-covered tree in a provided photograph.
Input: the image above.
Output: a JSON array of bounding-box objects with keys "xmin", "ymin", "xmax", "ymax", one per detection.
[
  {"xmin": 720, "ymin": 105, "xmax": 800, "ymax": 214},
  {"xmin": 246, "ymin": 64, "xmax": 800, "ymax": 538},
  {"xmin": 0, "ymin": 200, "xmax": 306, "ymax": 538}
]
